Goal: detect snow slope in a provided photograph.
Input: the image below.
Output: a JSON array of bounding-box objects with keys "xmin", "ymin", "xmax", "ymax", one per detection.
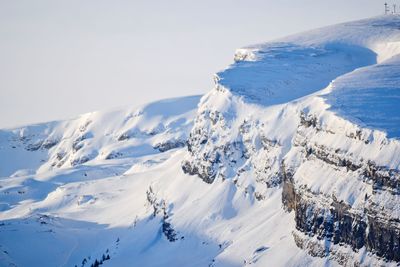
[
  {"xmin": 0, "ymin": 96, "xmax": 313, "ymax": 267},
  {"xmin": 1, "ymin": 16, "xmax": 400, "ymax": 267},
  {"xmin": 220, "ymin": 15, "xmax": 400, "ymax": 138}
]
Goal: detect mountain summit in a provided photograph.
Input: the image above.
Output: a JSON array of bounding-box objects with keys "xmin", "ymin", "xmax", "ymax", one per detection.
[{"xmin": 1, "ymin": 16, "xmax": 400, "ymax": 267}]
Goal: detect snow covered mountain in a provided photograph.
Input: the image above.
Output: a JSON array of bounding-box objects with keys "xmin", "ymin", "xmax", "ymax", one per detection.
[{"xmin": 1, "ymin": 15, "xmax": 400, "ymax": 267}]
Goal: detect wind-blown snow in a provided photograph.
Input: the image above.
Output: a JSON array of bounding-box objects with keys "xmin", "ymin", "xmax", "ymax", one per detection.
[
  {"xmin": 220, "ymin": 15, "xmax": 400, "ymax": 138},
  {"xmin": 220, "ymin": 43, "xmax": 375, "ymax": 106},
  {"xmin": 1, "ymin": 16, "xmax": 400, "ymax": 267},
  {"xmin": 325, "ymin": 55, "xmax": 400, "ymax": 138}
]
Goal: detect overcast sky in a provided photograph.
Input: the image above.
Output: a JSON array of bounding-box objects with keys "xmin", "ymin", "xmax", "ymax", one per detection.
[{"xmin": 0, "ymin": 0, "xmax": 384, "ymax": 128}]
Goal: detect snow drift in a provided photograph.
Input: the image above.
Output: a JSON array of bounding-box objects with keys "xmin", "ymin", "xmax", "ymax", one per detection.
[{"xmin": 1, "ymin": 15, "xmax": 400, "ymax": 267}]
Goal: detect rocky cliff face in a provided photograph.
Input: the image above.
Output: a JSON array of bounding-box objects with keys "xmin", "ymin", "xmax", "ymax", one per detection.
[
  {"xmin": 182, "ymin": 16, "xmax": 400, "ymax": 265},
  {"xmin": 183, "ymin": 86, "xmax": 400, "ymax": 264},
  {"xmin": 2, "ymin": 16, "xmax": 400, "ymax": 267},
  {"xmin": 182, "ymin": 84, "xmax": 294, "ymax": 195},
  {"xmin": 282, "ymin": 110, "xmax": 400, "ymax": 263}
]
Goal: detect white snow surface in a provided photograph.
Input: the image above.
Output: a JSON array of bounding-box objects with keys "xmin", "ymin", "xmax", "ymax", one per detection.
[{"xmin": 1, "ymin": 16, "xmax": 400, "ymax": 267}]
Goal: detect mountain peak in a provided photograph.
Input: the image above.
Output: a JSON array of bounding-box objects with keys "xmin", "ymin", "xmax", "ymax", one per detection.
[{"xmin": 1, "ymin": 16, "xmax": 400, "ymax": 266}]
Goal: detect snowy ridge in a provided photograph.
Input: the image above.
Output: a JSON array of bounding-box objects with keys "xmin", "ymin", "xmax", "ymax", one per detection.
[
  {"xmin": 184, "ymin": 15, "xmax": 400, "ymax": 265},
  {"xmin": 0, "ymin": 95, "xmax": 199, "ymax": 178},
  {"xmin": 1, "ymin": 16, "xmax": 400, "ymax": 267}
]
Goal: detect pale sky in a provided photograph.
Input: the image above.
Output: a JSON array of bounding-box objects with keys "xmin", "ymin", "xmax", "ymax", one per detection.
[{"xmin": 0, "ymin": 0, "xmax": 384, "ymax": 128}]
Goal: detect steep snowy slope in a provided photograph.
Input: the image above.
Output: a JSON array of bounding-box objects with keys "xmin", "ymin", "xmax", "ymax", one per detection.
[
  {"xmin": 183, "ymin": 15, "xmax": 400, "ymax": 265},
  {"xmin": 1, "ymin": 16, "xmax": 400, "ymax": 267}
]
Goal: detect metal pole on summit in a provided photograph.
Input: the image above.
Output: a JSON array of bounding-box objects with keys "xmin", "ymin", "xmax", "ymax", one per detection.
[{"xmin": 385, "ymin": 2, "xmax": 389, "ymax": 14}]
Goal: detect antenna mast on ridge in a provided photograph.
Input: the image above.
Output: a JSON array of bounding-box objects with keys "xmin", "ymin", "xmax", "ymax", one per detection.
[{"xmin": 385, "ymin": 2, "xmax": 390, "ymax": 14}]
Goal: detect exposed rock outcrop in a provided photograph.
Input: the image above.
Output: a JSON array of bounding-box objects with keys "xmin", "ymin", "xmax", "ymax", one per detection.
[
  {"xmin": 183, "ymin": 85, "xmax": 400, "ymax": 264},
  {"xmin": 282, "ymin": 111, "xmax": 400, "ymax": 262}
]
